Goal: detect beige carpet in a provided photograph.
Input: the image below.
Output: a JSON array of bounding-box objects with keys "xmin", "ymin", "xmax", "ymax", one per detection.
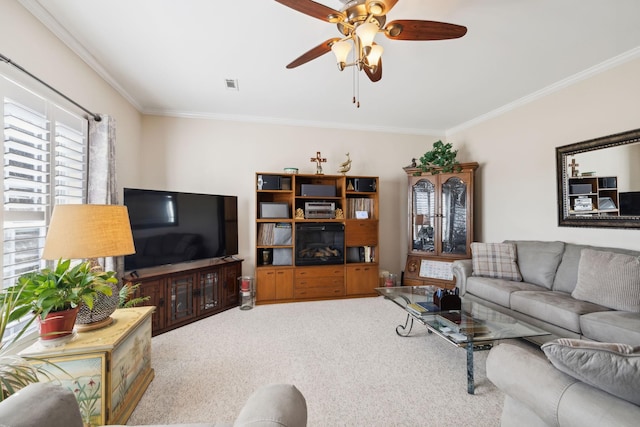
[{"xmin": 127, "ymin": 296, "xmax": 504, "ymax": 426}]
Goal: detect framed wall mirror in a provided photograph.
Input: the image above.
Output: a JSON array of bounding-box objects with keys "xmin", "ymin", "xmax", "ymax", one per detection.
[{"xmin": 556, "ymin": 128, "xmax": 640, "ymax": 228}]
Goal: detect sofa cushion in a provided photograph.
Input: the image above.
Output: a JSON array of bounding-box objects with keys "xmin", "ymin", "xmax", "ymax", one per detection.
[
  {"xmin": 572, "ymin": 249, "xmax": 640, "ymax": 312},
  {"xmin": 506, "ymin": 240, "xmax": 565, "ymax": 289},
  {"xmin": 466, "ymin": 276, "xmax": 544, "ymax": 308},
  {"xmin": 235, "ymin": 383, "xmax": 307, "ymax": 427},
  {"xmin": 580, "ymin": 310, "xmax": 640, "ymax": 347},
  {"xmin": 510, "ymin": 290, "xmax": 609, "ymax": 333},
  {"xmin": 0, "ymin": 382, "xmax": 84, "ymax": 427},
  {"xmin": 471, "ymin": 242, "xmax": 522, "ymax": 281},
  {"xmin": 553, "ymin": 244, "xmax": 640, "ymax": 293},
  {"xmin": 487, "ymin": 343, "xmax": 578, "ymax": 427},
  {"xmin": 541, "ymin": 338, "xmax": 640, "ymax": 406}
]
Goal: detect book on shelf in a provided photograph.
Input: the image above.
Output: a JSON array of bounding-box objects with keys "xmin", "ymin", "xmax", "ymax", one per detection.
[
  {"xmin": 436, "ymin": 311, "xmax": 489, "ymax": 336},
  {"xmin": 346, "ymin": 198, "xmax": 374, "ymax": 219},
  {"xmin": 416, "ymin": 301, "xmax": 441, "ymax": 312},
  {"xmin": 407, "ymin": 303, "xmax": 427, "ymax": 316}
]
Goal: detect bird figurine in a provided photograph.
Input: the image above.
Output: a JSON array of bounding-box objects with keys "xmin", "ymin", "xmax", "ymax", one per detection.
[{"xmin": 337, "ymin": 153, "xmax": 351, "ymax": 175}]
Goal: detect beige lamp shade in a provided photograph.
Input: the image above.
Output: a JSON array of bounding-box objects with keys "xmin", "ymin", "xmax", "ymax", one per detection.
[{"xmin": 42, "ymin": 204, "xmax": 135, "ymax": 260}]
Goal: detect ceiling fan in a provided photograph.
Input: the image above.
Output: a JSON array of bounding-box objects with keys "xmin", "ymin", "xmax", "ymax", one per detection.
[{"xmin": 275, "ymin": 0, "xmax": 467, "ymax": 83}]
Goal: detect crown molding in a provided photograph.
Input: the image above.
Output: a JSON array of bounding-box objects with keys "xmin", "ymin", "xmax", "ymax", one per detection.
[
  {"xmin": 18, "ymin": 0, "xmax": 143, "ymax": 112},
  {"xmin": 446, "ymin": 47, "xmax": 640, "ymax": 137},
  {"xmin": 143, "ymin": 108, "xmax": 446, "ymax": 137}
]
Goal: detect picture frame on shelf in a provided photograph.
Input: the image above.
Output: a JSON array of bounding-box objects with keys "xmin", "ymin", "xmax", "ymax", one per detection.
[{"xmin": 355, "ymin": 211, "xmax": 369, "ymax": 219}]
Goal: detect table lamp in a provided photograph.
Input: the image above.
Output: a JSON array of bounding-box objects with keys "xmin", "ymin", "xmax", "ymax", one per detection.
[{"xmin": 42, "ymin": 204, "xmax": 135, "ymax": 330}]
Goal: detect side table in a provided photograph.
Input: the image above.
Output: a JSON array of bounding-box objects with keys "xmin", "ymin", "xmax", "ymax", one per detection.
[{"xmin": 21, "ymin": 306, "xmax": 155, "ymax": 426}]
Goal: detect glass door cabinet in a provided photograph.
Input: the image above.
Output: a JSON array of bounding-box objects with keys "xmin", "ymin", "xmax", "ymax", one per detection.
[{"xmin": 403, "ymin": 163, "xmax": 478, "ymax": 288}]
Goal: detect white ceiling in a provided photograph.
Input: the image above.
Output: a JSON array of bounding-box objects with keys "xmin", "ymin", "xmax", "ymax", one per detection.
[{"xmin": 19, "ymin": 0, "xmax": 640, "ymax": 135}]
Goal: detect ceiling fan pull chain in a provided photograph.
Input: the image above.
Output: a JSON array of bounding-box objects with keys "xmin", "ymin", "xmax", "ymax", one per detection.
[
  {"xmin": 357, "ymin": 70, "xmax": 361, "ymax": 108},
  {"xmin": 352, "ymin": 63, "xmax": 360, "ymax": 108},
  {"xmin": 352, "ymin": 56, "xmax": 357, "ymax": 106}
]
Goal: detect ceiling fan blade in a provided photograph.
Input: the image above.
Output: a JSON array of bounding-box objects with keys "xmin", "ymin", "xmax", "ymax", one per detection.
[
  {"xmin": 366, "ymin": 0, "xmax": 399, "ymax": 16},
  {"xmin": 364, "ymin": 58, "xmax": 383, "ymax": 82},
  {"xmin": 286, "ymin": 38, "xmax": 341, "ymax": 69},
  {"xmin": 275, "ymin": 0, "xmax": 343, "ymax": 22},
  {"xmin": 385, "ymin": 20, "xmax": 467, "ymax": 41}
]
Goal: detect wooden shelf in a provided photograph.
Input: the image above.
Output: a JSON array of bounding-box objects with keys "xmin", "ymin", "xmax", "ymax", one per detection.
[{"xmin": 255, "ymin": 172, "xmax": 379, "ymax": 304}]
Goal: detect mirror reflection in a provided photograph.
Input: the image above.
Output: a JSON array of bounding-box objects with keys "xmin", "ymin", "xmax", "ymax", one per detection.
[{"xmin": 556, "ymin": 128, "xmax": 640, "ymax": 228}]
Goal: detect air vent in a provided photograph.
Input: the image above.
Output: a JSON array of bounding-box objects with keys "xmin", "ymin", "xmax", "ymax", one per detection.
[{"xmin": 225, "ymin": 79, "xmax": 239, "ymax": 91}]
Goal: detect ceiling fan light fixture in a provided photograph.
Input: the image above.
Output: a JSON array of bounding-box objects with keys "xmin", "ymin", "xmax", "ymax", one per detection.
[
  {"xmin": 366, "ymin": 44, "xmax": 384, "ymax": 67},
  {"xmin": 331, "ymin": 40, "xmax": 352, "ymax": 70},
  {"xmin": 355, "ymin": 22, "xmax": 379, "ymax": 49}
]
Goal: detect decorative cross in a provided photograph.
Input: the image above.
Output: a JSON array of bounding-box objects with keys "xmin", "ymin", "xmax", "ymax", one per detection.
[
  {"xmin": 569, "ymin": 158, "xmax": 580, "ymax": 177},
  {"xmin": 310, "ymin": 151, "xmax": 326, "ymax": 175}
]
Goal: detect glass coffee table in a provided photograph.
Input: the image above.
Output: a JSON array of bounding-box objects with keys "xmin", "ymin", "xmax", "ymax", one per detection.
[{"xmin": 376, "ymin": 286, "xmax": 550, "ymax": 394}]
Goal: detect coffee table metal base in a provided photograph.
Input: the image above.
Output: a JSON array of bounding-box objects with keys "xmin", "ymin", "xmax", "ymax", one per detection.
[
  {"xmin": 377, "ymin": 286, "xmax": 550, "ymax": 395},
  {"xmin": 395, "ymin": 313, "xmax": 491, "ymax": 394},
  {"xmin": 396, "ymin": 313, "xmax": 415, "ymax": 337}
]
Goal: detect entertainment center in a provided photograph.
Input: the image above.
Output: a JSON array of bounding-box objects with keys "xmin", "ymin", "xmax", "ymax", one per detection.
[
  {"xmin": 255, "ymin": 172, "xmax": 379, "ymax": 304},
  {"xmin": 123, "ymin": 188, "xmax": 242, "ymax": 336}
]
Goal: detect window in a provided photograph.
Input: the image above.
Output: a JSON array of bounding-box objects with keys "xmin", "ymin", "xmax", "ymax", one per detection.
[{"xmin": 1, "ymin": 75, "xmax": 88, "ymax": 289}]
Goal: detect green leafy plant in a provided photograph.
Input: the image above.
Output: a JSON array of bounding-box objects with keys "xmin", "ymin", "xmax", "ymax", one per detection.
[
  {"xmin": 118, "ymin": 282, "xmax": 149, "ymax": 309},
  {"xmin": 15, "ymin": 260, "xmax": 117, "ymax": 320},
  {"xmin": 418, "ymin": 140, "xmax": 461, "ymax": 174},
  {"xmin": 0, "ymin": 280, "xmax": 57, "ymax": 400}
]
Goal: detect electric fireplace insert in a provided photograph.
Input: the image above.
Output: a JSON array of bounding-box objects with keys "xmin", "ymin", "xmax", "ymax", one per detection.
[{"xmin": 295, "ymin": 223, "xmax": 344, "ymax": 266}]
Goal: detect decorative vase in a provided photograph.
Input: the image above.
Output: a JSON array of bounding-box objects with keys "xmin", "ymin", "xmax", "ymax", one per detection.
[
  {"xmin": 38, "ymin": 306, "xmax": 80, "ymax": 340},
  {"xmin": 75, "ymin": 282, "xmax": 119, "ymax": 330}
]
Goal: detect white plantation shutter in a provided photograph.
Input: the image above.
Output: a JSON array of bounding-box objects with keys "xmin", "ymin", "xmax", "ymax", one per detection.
[{"xmin": 1, "ymin": 76, "xmax": 88, "ymax": 288}]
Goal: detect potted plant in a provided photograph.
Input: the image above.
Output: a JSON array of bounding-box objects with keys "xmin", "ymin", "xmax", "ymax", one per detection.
[
  {"xmin": 417, "ymin": 140, "xmax": 461, "ymax": 174},
  {"xmin": 13, "ymin": 260, "xmax": 117, "ymax": 340},
  {"xmin": 0, "ymin": 279, "xmax": 57, "ymax": 400},
  {"xmin": 118, "ymin": 282, "xmax": 149, "ymax": 308}
]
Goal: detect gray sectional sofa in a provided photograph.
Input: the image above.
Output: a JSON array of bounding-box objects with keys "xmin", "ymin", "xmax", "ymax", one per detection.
[
  {"xmin": 453, "ymin": 240, "xmax": 640, "ymax": 426},
  {"xmin": 0, "ymin": 382, "xmax": 307, "ymax": 427},
  {"xmin": 451, "ymin": 240, "xmax": 640, "ymax": 346},
  {"xmin": 487, "ymin": 342, "xmax": 640, "ymax": 427}
]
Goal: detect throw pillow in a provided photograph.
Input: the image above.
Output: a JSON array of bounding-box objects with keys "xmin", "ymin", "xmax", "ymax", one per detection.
[
  {"xmin": 541, "ymin": 338, "xmax": 640, "ymax": 405},
  {"xmin": 504, "ymin": 240, "xmax": 565, "ymax": 289},
  {"xmin": 471, "ymin": 242, "xmax": 522, "ymax": 281},
  {"xmin": 571, "ymin": 249, "xmax": 640, "ymax": 312}
]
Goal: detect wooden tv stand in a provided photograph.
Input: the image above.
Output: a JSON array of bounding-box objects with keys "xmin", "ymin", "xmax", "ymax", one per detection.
[{"xmin": 125, "ymin": 257, "xmax": 243, "ymax": 335}]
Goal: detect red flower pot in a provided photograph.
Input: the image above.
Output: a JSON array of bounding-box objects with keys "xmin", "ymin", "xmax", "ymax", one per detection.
[{"xmin": 38, "ymin": 306, "xmax": 80, "ymax": 340}]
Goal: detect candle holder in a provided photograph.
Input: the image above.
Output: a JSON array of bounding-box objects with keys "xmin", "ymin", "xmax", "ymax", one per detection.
[{"xmin": 238, "ymin": 276, "xmax": 256, "ymax": 310}]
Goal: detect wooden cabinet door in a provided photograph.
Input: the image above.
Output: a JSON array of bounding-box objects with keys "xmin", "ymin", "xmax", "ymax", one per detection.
[
  {"xmin": 257, "ymin": 269, "xmax": 277, "ymax": 302},
  {"xmin": 346, "ymin": 264, "xmax": 378, "ymax": 295},
  {"xmin": 222, "ymin": 262, "xmax": 240, "ymax": 307},
  {"xmin": 135, "ymin": 278, "xmax": 165, "ymax": 333},
  {"xmin": 167, "ymin": 273, "xmax": 196, "ymax": 327},
  {"xmin": 345, "ymin": 219, "xmax": 378, "ymax": 246},
  {"xmin": 198, "ymin": 268, "xmax": 221, "ymax": 315},
  {"xmin": 256, "ymin": 268, "xmax": 293, "ymax": 303},
  {"xmin": 274, "ymin": 269, "xmax": 294, "ymax": 300}
]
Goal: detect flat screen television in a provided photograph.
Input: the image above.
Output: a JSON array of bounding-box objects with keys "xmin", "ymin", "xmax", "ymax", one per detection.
[
  {"xmin": 123, "ymin": 188, "xmax": 238, "ymax": 271},
  {"xmin": 619, "ymin": 191, "xmax": 640, "ymax": 216}
]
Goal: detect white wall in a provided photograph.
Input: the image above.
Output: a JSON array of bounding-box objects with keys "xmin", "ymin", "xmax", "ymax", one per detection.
[
  {"xmin": 1, "ymin": 0, "xmax": 143, "ymax": 190},
  {"xmin": 448, "ymin": 57, "xmax": 640, "ymax": 250},
  {"xmin": 139, "ymin": 115, "xmax": 442, "ymax": 275}
]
